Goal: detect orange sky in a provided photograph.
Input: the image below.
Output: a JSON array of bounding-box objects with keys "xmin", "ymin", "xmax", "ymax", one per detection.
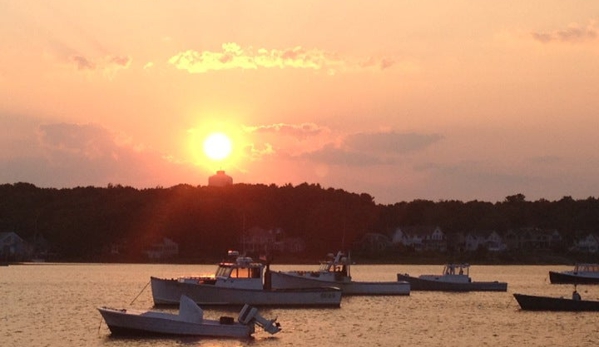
[{"xmin": 1, "ymin": 1, "xmax": 599, "ymax": 204}]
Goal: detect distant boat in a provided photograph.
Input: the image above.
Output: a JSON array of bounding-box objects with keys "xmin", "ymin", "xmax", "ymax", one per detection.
[
  {"xmin": 549, "ymin": 264, "xmax": 599, "ymax": 284},
  {"xmin": 513, "ymin": 293, "xmax": 599, "ymax": 311},
  {"xmin": 396, "ymin": 264, "xmax": 507, "ymax": 292},
  {"xmin": 98, "ymin": 294, "xmax": 281, "ymax": 337},
  {"xmin": 270, "ymin": 251, "xmax": 410, "ymax": 295},
  {"xmin": 151, "ymin": 250, "xmax": 342, "ymax": 307}
]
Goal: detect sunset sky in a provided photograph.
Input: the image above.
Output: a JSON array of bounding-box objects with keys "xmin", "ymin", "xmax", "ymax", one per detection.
[{"xmin": 2, "ymin": 1, "xmax": 598, "ymax": 204}]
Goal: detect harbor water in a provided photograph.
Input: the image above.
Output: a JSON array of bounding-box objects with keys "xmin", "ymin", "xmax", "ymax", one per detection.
[{"xmin": 2, "ymin": 263, "xmax": 599, "ymax": 347}]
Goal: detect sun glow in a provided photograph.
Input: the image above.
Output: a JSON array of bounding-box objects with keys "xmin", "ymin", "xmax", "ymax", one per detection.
[{"xmin": 203, "ymin": 132, "xmax": 232, "ymax": 161}]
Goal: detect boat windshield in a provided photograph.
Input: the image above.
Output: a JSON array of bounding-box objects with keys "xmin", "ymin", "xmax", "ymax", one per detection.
[
  {"xmin": 215, "ymin": 266, "xmax": 233, "ymax": 278},
  {"xmin": 215, "ymin": 264, "xmax": 262, "ymax": 279}
]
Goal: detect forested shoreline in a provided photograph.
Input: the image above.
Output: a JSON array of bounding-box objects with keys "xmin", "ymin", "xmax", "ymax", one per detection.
[{"xmin": 2, "ymin": 182, "xmax": 599, "ymax": 264}]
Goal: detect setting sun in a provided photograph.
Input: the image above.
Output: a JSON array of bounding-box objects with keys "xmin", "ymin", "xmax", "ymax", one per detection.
[{"xmin": 203, "ymin": 132, "xmax": 232, "ymax": 161}]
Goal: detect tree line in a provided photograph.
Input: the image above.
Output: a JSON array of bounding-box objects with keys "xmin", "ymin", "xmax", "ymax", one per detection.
[{"xmin": 1, "ymin": 183, "xmax": 599, "ymax": 262}]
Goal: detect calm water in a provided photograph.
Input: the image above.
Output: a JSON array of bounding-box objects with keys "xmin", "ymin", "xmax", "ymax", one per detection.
[{"xmin": 2, "ymin": 263, "xmax": 599, "ymax": 347}]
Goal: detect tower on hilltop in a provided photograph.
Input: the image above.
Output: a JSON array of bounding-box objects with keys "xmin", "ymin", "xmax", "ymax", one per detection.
[{"xmin": 208, "ymin": 170, "xmax": 233, "ymax": 187}]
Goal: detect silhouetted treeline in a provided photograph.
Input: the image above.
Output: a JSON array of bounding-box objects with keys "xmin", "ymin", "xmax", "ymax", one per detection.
[{"xmin": 1, "ymin": 183, "xmax": 599, "ymax": 262}]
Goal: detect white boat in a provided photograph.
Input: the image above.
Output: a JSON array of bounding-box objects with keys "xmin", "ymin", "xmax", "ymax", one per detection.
[
  {"xmin": 270, "ymin": 251, "xmax": 410, "ymax": 295},
  {"xmin": 98, "ymin": 295, "xmax": 281, "ymax": 338},
  {"xmin": 397, "ymin": 264, "xmax": 507, "ymax": 292},
  {"xmin": 151, "ymin": 251, "xmax": 342, "ymax": 307}
]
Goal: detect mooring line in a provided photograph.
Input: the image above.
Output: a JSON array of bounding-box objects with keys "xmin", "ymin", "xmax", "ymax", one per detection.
[{"xmin": 130, "ymin": 280, "xmax": 151, "ymax": 306}]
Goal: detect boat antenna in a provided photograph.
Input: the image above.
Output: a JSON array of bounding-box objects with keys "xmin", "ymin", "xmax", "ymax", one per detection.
[{"xmin": 242, "ymin": 212, "xmax": 246, "ymax": 254}]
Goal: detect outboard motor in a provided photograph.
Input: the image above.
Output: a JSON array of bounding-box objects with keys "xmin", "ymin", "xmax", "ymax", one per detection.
[{"xmin": 238, "ymin": 304, "xmax": 282, "ymax": 335}]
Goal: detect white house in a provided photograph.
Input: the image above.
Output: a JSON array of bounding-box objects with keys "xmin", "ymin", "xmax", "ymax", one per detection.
[
  {"xmin": 392, "ymin": 226, "xmax": 446, "ymax": 252},
  {"xmin": 572, "ymin": 234, "xmax": 599, "ymax": 253},
  {"xmin": 464, "ymin": 231, "xmax": 506, "ymax": 252},
  {"xmin": 144, "ymin": 238, "xmax": 179, "ymax": 260},
  {"xmin": 0, "ymin": 232, "xmax": 30, "ymax": 261}
]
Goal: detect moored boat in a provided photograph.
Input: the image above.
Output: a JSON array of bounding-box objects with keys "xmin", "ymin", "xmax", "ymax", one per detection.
[
  {"xmin": 396, "ymin": 264, "xmax": 507, "ymax": 292},
  {"xmin": 151, "ymin": 251, "xmax": 342, "ymax": 307},
  {"xmin": 270, "ymin": 251, "xmax": 410, "ymax": 295},
  {"xmin": 549, "ymin": 264, "xmax": 599, "ymax": 284},
  {"xmin": 98, "ymin": 294, "xmax": 281, "ymax": 337},
  {"xmin": 513, "ymin": 293, "xmax": 599, "ymax": 311}
]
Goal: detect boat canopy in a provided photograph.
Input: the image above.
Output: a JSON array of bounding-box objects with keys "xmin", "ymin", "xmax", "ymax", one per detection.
[
  {"xmin": 573, "ymin": 264, "xmax": 599, "ymax": 273},
  {"xmin": 443, "ymin": 264, "xmax": 470, "ymax": 276},
  {"xmin": 318, "ymin": 251, "xmax": 350, "ymax": 275}
]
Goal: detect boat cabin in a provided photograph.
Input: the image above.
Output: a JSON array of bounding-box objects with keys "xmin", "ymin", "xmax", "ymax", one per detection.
[
  {"xmin": 318, "ymin": 252, "xmax": 350, "ymax": 279},
  {"xmin": 443, "ymin": 264, "xmax": 470, "ymax": 277},
  {"xmin": 418, "ymin": 264, "xmax": 472, "ymax": 283},
  {"xmin": 213, "ymin": 251, "xmax": 266, "ymax": 290}
]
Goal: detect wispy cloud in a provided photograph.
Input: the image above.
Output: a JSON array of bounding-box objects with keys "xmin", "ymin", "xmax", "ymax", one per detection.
[
  {"xmin": 70, "ymin": 54, "xmax": 131, "ymax": 76},
  {"xmin": 71, "ymin": 55, "xmax": 95, "ymax": 70},
  {"xmin": 169, "ymin": 43, "xmax": 395, "ymax": 74},
  {"xmin": 245, "ymin": 123, "xmax": 328, "ymax": 139},
  {"xmin": 532, "ymin": 21, "xmax": 598, "ymax": 43}
]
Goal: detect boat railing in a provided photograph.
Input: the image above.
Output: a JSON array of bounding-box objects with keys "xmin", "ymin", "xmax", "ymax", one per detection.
[{"xmin": 574, "ymin": 264, "xmax": 599, "ymax": 273}]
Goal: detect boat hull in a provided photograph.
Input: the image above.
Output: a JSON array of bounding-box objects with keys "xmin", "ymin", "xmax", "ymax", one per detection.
[
  {"xmin": 396, "ymin": 274, "xmax": 507, "ymax": 292},
  {"xmin": 150, "ymin": 276, "xmax": 342, "ymax": 307},
  {"xmin": 98, "ymin": 307, "xmax": 252, "ymax": 338},
  {"xmin": 270, "ymin": 271, "xmax": 410, "ymax": 295},
  {"xmin": 548, "ymin": 271, "xmax": 599, "ymax": 284},
  {"xmin": 513, "ymin": 293, "xmax": 599, "ymax": 311}
]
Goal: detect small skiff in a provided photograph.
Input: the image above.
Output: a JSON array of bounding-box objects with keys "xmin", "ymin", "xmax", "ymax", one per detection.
[{"xmin": 98, "ymin": 295, "xmax": 281, "ymax": 338}]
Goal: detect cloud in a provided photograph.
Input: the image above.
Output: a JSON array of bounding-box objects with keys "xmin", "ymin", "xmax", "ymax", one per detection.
[
  {"xmin": 245, "ymin": 123, "xmax": 328, "ymax": 139},
  {"xmin": 38, "ymin": 123, "xmax": 121, "ymax": 159},
  {"xmin": 0, "ymin": 118, "xmax": 200, "ymax": 188},
  {"xmin": 169, "ymin": 43, "xmax": 395, "ymax": 74},
  {"xmin": 298, "ymin": 131, "xmax": 443, "ymax": 167},
  {"xmin": 345, "ymin": 131, "xmax": 443, "ymax": 154},
  {"xmin": 71, "ymin": 55, "xmax": 96, "ymax": 70},
  {"xmin": 301, "ymin": 143, "xmax": 385, "ymax": 166},
  {"xmin": 532, "ymin": 21, "xmax": 598, "ymax": 43},
  {"xmin": 239, "ymin": 122, "xmax": 334, "ymax": 162},
  {"xmin": 69, "ymin": 54, "xmax": 131, "ymax": 75}
]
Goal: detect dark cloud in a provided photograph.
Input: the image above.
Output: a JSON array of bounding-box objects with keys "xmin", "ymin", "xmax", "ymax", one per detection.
[
  {"xmin": 71, "ymin": 55, "xmax": 96, "ymax": 70},
  {"xmin": 301, "ymin": 143, "xmax": 384, "ymax": 166},
  {"xmin": 0, "ymin": 119, "xmax": 201, "ymax": 188},
  {"xmin": 532, "ymin": 22, "xmax": 598, "ymax": 43},
  {"xmin": 70, "ymin": 54, "xmax": 131, "ymax": 72},
  {"xmin": 110, "ymin": 56, "xmax": 132, "ymax": 67},
  {"xmin": 297, "ymin": 131, "xmax": 442, "ymax": 167},
  {"xmin": 345, "ymin": 131, "xmax": 443, "ymax": 154},
  {"xmin": 247, "ymin": 123, "xmax": 327, "ymax": 139}
]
